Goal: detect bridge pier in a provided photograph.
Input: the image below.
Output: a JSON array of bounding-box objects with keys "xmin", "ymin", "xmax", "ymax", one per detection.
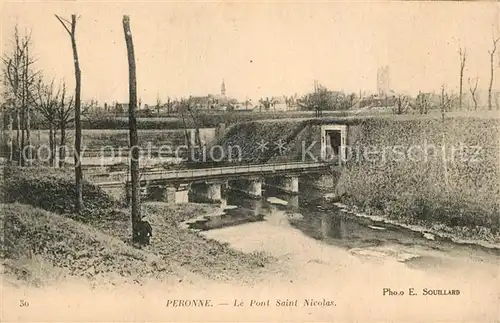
[
  {"xmin": 266, "ymin": 175, "xmax": 299, "ymax": 194},
  {"xmin": 191, "ymin": 180, "xmax": 225, "ymax": 203},
  {"xmin": 97, "ymin": 161, "xmax": 334, "ymax": 206},
  {"xmin": 228, "ymin": 177, "xmax": 262, "ymax": 199},
  {"xmin": 172, "ymin": 184, "xmax": 189, "ymax": 204},
  {"xmin": 148, "ymin": 183, "xmax": 189, "ymax": 204}
]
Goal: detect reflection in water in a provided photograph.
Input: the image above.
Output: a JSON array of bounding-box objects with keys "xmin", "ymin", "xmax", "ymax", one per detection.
[
  {"xmin": 263, "ymin": 187, "xmax": 300, "ymax": 209},
  {"xmin": 187, "ymin": 190, "xmax": 267, "ymax": 231},
  {"xmin": 290, "ymin": 209, "xmax": 384, "ymax": 249},
  {"xmin": 287, "ymin": 195, "xmax": 299, "ymax": 208},
  {"xmin": 320, "ymin": 215, "xmax": 347, "ymax": 239},
  {"xmin": 186, "ymin": 183, "xmax": 500, "ymax": 268}
]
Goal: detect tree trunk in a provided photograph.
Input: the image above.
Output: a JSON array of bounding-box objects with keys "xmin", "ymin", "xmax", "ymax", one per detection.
[
  {"xmin": 123, "ymin": 15, "xmax": 141, "ymax": 242},
  {"xmin": 20, "ymin": 106, "xmax": 25, "ymax": 166},
  {"xmin": 26, "ymin": 107, "xmax": 31, "ymax": 164},
  {"xmin": 69, "ymin": 15, "xmax": 84, "ymax": 212},
  {"xmin": 7, "ymin": 111, "xmax": 13, "ymax": 162},
  {"xmin": 23, "ymin": 42, "xmax": 31, "ymax": 165},
  {"xmin": 459, "ymin": 73, "xmax": 463, "ymax": 111},
  {"xmin": 459, "ymin": 53, "xmax": 465, "ymax": 111},
  {"xmin": 180, "ymin": 111, "xmax": 192, "ymax": 153},
  {"xmin": 441, "ymin": 132, "xmax": 450, "ymax": 191},
  {"xmin": 49, "ymin": 124, "xmax": 54, "ymax": 167},
  {"xmin": 441, "ymin": 87, "xmax": 445, "ymax": 122},
  {"xmin": 59, "ymin": 122, "xmax": 66, "ymax": 168},
  {"xmin": 488, "ymin": 53, "xmax": 494, "ymax": 111},
  {"xmin": 15, "ymin": 108, "xmax": 20, "ymax": 164}
]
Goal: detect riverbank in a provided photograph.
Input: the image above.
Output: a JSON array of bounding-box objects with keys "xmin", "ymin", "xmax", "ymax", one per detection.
[
  {"xmin": 331, "ymin": 201, "xmax": 500, "ymax": 250},
  {"xmin": 1, "ymin": 202, "xmax": 276, "ymax": 288},
  {"xmin": 335, "ymin": 117, "xmax": 500, "ymax": 246}
]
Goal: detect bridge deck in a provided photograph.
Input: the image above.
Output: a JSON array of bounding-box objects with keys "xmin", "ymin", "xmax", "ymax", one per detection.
[{"xmin": 95, "ymin": 162, "xmax": 335, "ymax": 187}]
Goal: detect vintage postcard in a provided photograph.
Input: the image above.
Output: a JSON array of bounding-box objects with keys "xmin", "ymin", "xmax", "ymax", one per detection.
[{"xmin": 1, "ymin": 1, "xmax": 499, "ymax": 322}]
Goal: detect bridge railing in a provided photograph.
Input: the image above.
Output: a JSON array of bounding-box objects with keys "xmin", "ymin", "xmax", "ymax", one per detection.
[
  {"xmin": 92, "ymin": 161, "xmax": 334, "ymax": 185},
  {"xmin": 140, "ymin": 161, "xmax": 329, "ymax": 180}
]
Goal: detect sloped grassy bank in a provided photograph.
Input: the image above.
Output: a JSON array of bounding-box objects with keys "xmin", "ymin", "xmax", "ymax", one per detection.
[
  {"xmin": 1, "ymin": 167, "xmax": 274, "ymax": 286},
  {"xmin": 217, "ymin": 116, "xmax": 500, "ymax": 245},
  {"xmin": 214, "ymin": 119, "xmax": 311, "ymax": 163},
  {"xmin": 338, "ymin": 117, "xmax": 500, "ymax": 245},
  {"xmin": 2, "ymin": 166, "xmax": 118, "ymax": 217},
  {"xmin": 1, "ymin": 203, "xmax": 171, "ymax": 287}
]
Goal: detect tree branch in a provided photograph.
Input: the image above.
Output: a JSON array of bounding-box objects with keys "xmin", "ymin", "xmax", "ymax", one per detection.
[{"xmin": 54, "ymin": 14, "xmax": 72, "ymax": 35}]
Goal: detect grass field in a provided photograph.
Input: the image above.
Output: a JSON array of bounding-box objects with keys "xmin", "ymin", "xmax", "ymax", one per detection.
[{"xmin": 0, "ymin": 129, "xmax": 208, "ymax": 150}]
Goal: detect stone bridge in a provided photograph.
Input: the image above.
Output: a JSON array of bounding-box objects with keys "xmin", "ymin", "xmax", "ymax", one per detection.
[{"xmin": 95, "ymin": 161, "xmax": 339, "ymax": 204}]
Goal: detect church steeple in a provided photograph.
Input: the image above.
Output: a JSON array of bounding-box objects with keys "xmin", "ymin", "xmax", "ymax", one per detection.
[{"xmin": 221, "ymin": 79, "xmax": 226, "ymax": 97}]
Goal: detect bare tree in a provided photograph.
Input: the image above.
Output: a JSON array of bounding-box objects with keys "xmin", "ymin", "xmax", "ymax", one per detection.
[
  {"xmin": 468, "ymin": 77, "xmax": 479, "ymax": 111},
  {"xmin": 259, "ymin": 97, "xmax": 278, "ymax": 113},
  {"xmin": 1, "ymin": 76, "xmax": 14, "ymax": 161},
  {"xmin": 187, "ymin": 103, "xmax": 202, "ymax": 147},
  {"xmin": 55, "ymin": 83, "xmax": 95, "ymax": 168},
  {"xmin": 155, "ymin": 94, "xmax": 162, "ymax": 116},
  {"xmin": 55, "ymin": 14, "xmax": 83, "ymax": 212},
  {"xmin": 178, "ymin": 97, "xmax": 202, "ymax": 153},
  {"xmin": 488, "ymin": 37, "xmax": 499, "ymax": 111},
  {"xmin": 123, "ymin": 15, "xmax": 141, "ymax": 242},
  {"xmin": 440, "ymin": 85, "xmax": 447, "ymax": 121},
  {"xmin": 458, "ymin": 47, "xmax": 467, "ymax": 111},
  {"xmin": 165, "ymin": 96, "xmax": 174, "ymax": 114},
  {"xmin": 440, "ymin": 85, "xmax": 456, "ymax": 121},
  {"xmin": 2, "ymin": 26, "xmax": 37, "ymax": 165},
  {"xmin": 244, "ymin": 97, "xmax": 252, "ymax": 111},
  {"xmin": 393, "ymin": 95, "xmax": 408, "ymax": 115},
  {"xmin": 178, "ymin": 99, "xmax": 193, "ymax": 151},
  {"xmin": 32, "ymin": 77, "xmax": 59, "ymax": 166},
  {"xmin": 57, "ymin": 82, "xmax": 72, "ymax": 167},
  {"xmin": 416, "ymin": 91, "xmax": 430, "ymax": 114}
]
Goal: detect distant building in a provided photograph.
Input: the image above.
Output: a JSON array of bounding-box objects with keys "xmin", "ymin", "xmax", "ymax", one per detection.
[
  {"xmin": 189, "ymin": 79, "xmax": 239, "ymax": 111},
  {"xmin": 114, "ymin": 102, "xmax": 129, "ymax": 113},
  {"xmin": 377, "ymin": 66, "xmax": 391, "ymax": 97},
  {"xmin": 221, "ymin": 79, "xmax": 226, "ymax": 97},
  {"xmin": 271, "ymin": 96, "xmax": 288, "ymax": 111}
]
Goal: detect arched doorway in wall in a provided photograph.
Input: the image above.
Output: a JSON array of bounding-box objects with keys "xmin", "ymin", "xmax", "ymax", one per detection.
[{"xmin": 320, "ymin": 125, "xmax": 347, "ymax": 162}]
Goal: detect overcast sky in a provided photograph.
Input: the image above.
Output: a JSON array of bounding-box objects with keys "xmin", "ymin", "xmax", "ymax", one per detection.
[{"xmin": 1, "ymin": 1, "xmax": 499, "ymax": 104}]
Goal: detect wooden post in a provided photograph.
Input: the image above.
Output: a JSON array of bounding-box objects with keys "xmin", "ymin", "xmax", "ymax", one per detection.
[
  {"xmin": 55, "ymin": 14, "xmax": 84, "ymax": 212},
  {"xmin": 123, "ymin": 15, "xmax": 141, "ymax": 242}
]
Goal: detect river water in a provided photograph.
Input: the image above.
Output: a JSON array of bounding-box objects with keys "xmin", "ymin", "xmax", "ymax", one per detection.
[
  {"xmin": 179, "ymin": 184, "xmax": 500, "ymax": 321},
  {"xmin": 188, "ymin": 185, "xmax": 499, "ymax": 267}
]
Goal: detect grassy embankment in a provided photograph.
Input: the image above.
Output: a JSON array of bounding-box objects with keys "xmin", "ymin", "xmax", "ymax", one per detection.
[
  {"xmin": 27, "ymin": 110, "xmax": 352, "ymax": 130},
  {"xmin": 1, "ymin": 167, "xmax": 273, "ymax": 287},
  {"xmin": 7, "ymin": 129, "xmax": 187, "ymax": 150},
  {"xmin": 338, "ymin": 117, "xmax": 500, "ymax": 244},
  {"xmin": 217, "ymin": 115, "xmax": 500, "ymax": 244},
  {"xmin": 214, "ymin": 119, "xmax": 312, "ymax": 164}
]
